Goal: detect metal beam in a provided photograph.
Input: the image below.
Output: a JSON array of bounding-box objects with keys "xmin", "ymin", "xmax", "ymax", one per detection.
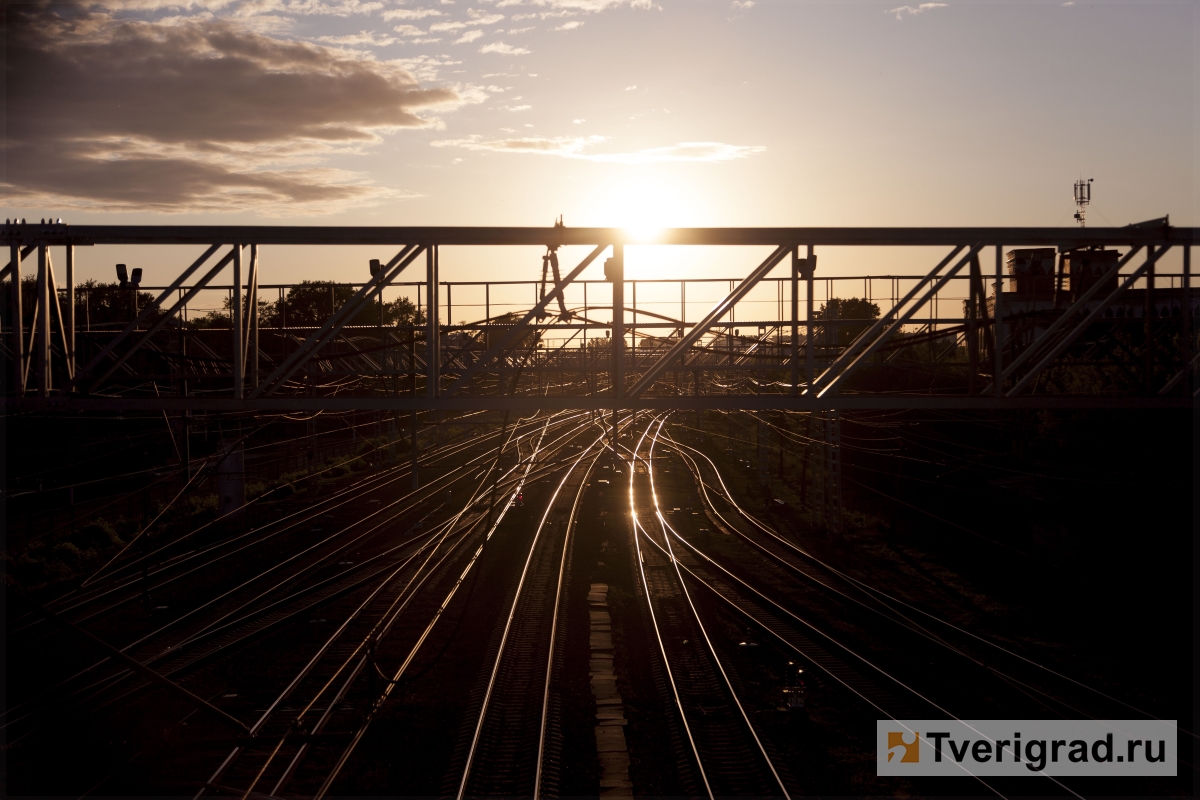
[
  {"xmin": 442, "ymin": 244, "xmax": 608, "ymax": 396},
  {"xmin": 252, "ymin": 245, "xmax": 422, "ymax": 397},
  {"xmin": 8, "ymin": 244, "xmax": 28, "ymax": 394},
  {"xmin": 817, "ymin": 245, "xmax": 984, "ymax": 398},
  {"xmin": 2, "ymin": 244, "xmax": 36, "ymax": 281},
  {"xmin": 983, "ymin": 245, "xmax": 1145, "ymax": 392},
  {"xmin": 626, "ymin": 245, "xmax": 789, "ymax": 398},
  {"xmin": 36, "ymin": 244, "xmax": 50, "ymax": 396},
  {"xmin": 5, "ymin": 221, "xmax": 1191, "ymax": 248},
  {"xmin": 1007, "ymin": 246, "xmax": 1169, "ymax": 396},
  {"xmin": 427, "ymin": 245, "xmax": 439, "ymax": 398},
  {"xmin": 45, "ymin": 252, "xmax": 73, "ymax": 380},
  {"xmin": 68, "ymin": 244, "xmax": 223, "ymax": 389},
  {"xmin": 232, "ymin": 245, "xmax": 244, "ymax": 400},
  {"xmin": 66, "ymin": 244, "xmax": 75, "ymax": 377},
  {"xmin": 84, "ymin": 248, "xmax": 237, "ymax": 391},
  {"xmin": 813, "ymin": 245, "xmax": 965, "ymax": 389},
  {"xmin": 789, "ymin": 247, "xmax": 801, "ymax": 396}
]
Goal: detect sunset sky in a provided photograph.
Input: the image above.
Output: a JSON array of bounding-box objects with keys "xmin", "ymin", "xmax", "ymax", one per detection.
[{"xmin": 6, "ymin": 0, "xmax": 1196, "ymax": 288}]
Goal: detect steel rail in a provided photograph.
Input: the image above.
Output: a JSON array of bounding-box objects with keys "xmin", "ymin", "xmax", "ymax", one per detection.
[
  {"xmin": 0, "ymin": 413, "xmax": 578, "ymax": 741},
  {"xmin": 309, "ymin": 413, "xmax": 578, "ymax": 799},
  {"xmin": 644, "ymin": 416, "xmax": 792, "ymax": 799},
  {"xmin": 455, "ymin": 429, "xmax": 608, "ymax": 799},
  {"xmin": 626, "ymin": 415, "xmax": 714, "ymax": 800},
  {"xmin": 652, "ymin": 426, "xmax": 1089, "ymax": 797},
  {"xmin": 665, "ymin": 424, "xmax": 1199, "ymax": 742},
  {"xmin": 226, "ymin": 410, "xmax": 599, "ymax": 798}
]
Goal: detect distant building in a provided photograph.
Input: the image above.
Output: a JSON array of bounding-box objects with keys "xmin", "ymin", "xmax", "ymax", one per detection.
[{"xmin": 976, "ymin": 247, "xmax": 1199, "ymax": 359}]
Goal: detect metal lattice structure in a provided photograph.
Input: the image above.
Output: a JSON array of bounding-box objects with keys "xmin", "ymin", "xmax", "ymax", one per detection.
[{"xmin": 3, "ymin": 220, "xmax": 1196, "ymax": 412}]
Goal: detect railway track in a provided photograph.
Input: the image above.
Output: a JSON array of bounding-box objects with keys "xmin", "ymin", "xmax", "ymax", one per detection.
[
  {"xmin": 452, "ymin": 427, "xmax": 606, "ymax": 799},
  {"xmin": 628, "ymin": 416, "xmax": 792, "ymax": 800},
  {"xmin": 2, "ymin": 413, "xmax": 586, "ymax": 750},
  {"xmin": 194, "ymin": 413, "xmax": 609, "ymax": 798}
]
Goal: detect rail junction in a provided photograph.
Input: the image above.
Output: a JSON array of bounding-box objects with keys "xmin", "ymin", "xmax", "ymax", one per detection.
[{"xmin": 3, "ymin": 220, "xmax": 1194, "ymax": 798}]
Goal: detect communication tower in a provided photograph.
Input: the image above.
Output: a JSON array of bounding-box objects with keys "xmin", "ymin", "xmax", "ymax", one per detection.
[{"xmin": 1073, "ymin": 178, "xmax": 1093, "ymax": 227}]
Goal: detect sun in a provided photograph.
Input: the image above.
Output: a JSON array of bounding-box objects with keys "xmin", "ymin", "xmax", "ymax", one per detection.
[{"xmin": 581, "ymin": 174, "xmax": 704, "ymax": 241}]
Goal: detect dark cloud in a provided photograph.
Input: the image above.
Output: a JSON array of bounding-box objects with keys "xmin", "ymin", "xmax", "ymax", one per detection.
[{"xmin": 5, "ymin": 6, "xmax": 460, "ymax": 213}]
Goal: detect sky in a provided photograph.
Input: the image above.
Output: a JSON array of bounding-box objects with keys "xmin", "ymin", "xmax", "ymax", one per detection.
[{"xmin": 5, "ymin": 0, "xmax": 1197, "ymax": 292}]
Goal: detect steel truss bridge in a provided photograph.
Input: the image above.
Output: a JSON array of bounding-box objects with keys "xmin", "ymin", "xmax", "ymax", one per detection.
[{"xmin": 2, "ymin": 221, "xmax": 1197, "ymax": 413}]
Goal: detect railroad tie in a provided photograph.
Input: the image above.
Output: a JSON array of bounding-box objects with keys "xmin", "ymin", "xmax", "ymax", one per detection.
[{"xmin": 588, "ymin": 582, "xmax": 632, "ymax": 797}]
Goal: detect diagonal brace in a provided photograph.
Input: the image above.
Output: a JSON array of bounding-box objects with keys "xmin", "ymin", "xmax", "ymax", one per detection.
[
  {"xmin": 627, "ymin": 245, "xmax": 789, "ymax": 398},
  {"xmin": 1, "ymin": 244, "xmax": 36, "ymax": 281},
  {"xmin": 1007, "ymin": 245, "xmax": 1168, "ymax": 396},
  {"xmin": 983, "ymin": 245, "xmax": 1143, "ymax": 392},
  {"xmin": 69, "ymin": 243, "xmax": 223, "ymax": 389},
  {"xmin": 817, "ymin": 244, "xmax": 984, "ymax": 398},
  {"xmin": 814, "ymin": 245, "xmax": 965, "ymax": 388},
  {"xmin": 254, "ymin": 244, "xmax": 422, "ymax": 397},
  {"xmin": 86, "ymin": 247, "xmax": 236, "ymax": 391},
  {"xmin": 443, "ymin": 243, "xmax": 608, "ymax": 396}
]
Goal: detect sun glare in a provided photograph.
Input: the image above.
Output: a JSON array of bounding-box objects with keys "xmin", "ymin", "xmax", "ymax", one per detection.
[{"xmin": 581, "ymin": 175, "xmax": 703, "ymax": 241}]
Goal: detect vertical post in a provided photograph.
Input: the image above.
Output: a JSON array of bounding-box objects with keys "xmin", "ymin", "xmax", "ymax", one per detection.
[
  {"xmin": 1145, "ymin": 255, "xmax": 1155, "ymax": 394},
  {"xmin": 994, "ymin": 245, "xmax": 1004, "ymax": 397},
  {"xmin": 65, "ymin": 245, "xmax": 75, "ymax": 378},
  {"xmin": 611, "ymin": 406, "xmax": 618, "ymax": 466},
  {"xmin": 805, "ymin": 245, "xmax": 816, "ymax": 391},
  {"xmin": 232, "ymin": 245, "xmax": 244, "ymax": 399},
  {"xmin": 10, "ymin": 244, "xmax": 23, "ymax": 395},
  {"xmin": 485, "ymin": 283, "xmax": 490, "ymax": 322},
  {"xmin": 248, "ymin": 244, "xmax": 259, "ymax": 390},
  {"xmin": 679, "ymin": 280, "xmax": 686, "ymax": 390},
  {"xmin": 36, "ymin": 244, "xmax": 49, "ymax": 397},
  {"xmin": 791, "ymin": 246, "xmax": 800, "ymax": 395},
  {"xmin": 680, "ymin": 280, "xmax": 686, "ymax": 334},
  {"xmin": 631, "ymin": 280, "xmax": 637, "ymax": 354},
  {"xmin": 181, "ymin": 288, "xmax": 189, "ymax": 399},
  {"xmin": 967, "ymin": 255, "xmax": 980, "ymax": 394},
  {"xmin": 426, "ymin": 245, "xmax": 439, "ymax": 398},
  {"xmin": 1183, "ymin": 245, "xmax": 1192, "ymax": 394},
  {"xmin": 612, "ymin": 244, "xmax": 624, "ymax": 399}
]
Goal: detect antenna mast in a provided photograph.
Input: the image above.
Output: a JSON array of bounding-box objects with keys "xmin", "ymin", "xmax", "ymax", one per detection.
[{"xmin": 1073, "ymin": 178, "xmax": 1093, "ymax": 227}]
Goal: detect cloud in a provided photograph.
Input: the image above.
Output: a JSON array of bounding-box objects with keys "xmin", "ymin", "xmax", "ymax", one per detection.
[
  {"xmin": 393, "ymin": 53, "xmax": 463, "ymax": 80},
  {"xmin": 318, "ymin": 29, "xmax": 397, "ymax": 46},
  {"xmin": 102, "ymin": 0, "xmax": 240, "ymax": 9},
  {"xmin": 235, "ymin": 0, "xmax": 385, "ymax": 16},
  {"xmin": 479, "ymin": 40, "xmax": 530, "ymax": 54},
  {"xmin": 429, "ymin": 11, "xmax": 502, "ymax": 29},
  {"xmin": 886, "ymin": 3, "xmax": 947, "ymax": 19},
  {"xmin": 507, "ymin": 25, "xmax": 535, "ymax": 32},
  {"xmin": 6, "ymin": 8, "xmax": 460, "ymax": 214},
  {"xmin": 624, "ymin": 84, "xmax": 637, "ymax": 90},
  {"xmin": 455, "ymin": 29, "xmax": 485, "ymax": 42},
  {"xmin": 382, "ymin": 7, "xmax": 444, "ymax": 19},
  {"xmin": 495, "ymin": 0, "xmax": 652, "ymax": 10},
  {"xmin": 572, "ymin": 118, "xmax": 585, "ymax": 124},
  {"xmin": 506, "ymin": 104, "xmax": 532, "ymax": 111},
  {"xmin": 730, "ymin": 0, "xmax": 753, "ymax": 7},
  {"xmin": 431, "ymin": 135, "xmax": 764, "ymax": 163},
  {"xmin": 392, "ymin": 23, "xmax": 426, "ymax": 35},
  {"xmin": 555, "ymin": 19, "xmax": 584, "ymax": 29}
]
